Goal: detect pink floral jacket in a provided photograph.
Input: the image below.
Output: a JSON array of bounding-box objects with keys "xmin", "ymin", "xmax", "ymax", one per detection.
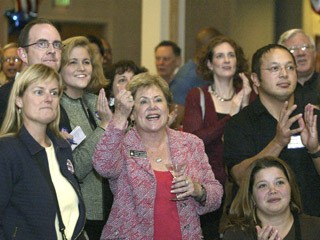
[{"xmin": 93, "ymin": 120, "xmax": 223, "ymax": 239}]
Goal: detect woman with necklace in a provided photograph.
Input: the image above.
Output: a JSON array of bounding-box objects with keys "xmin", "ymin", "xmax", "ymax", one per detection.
[
  {"xmin": 93, "ymin": 72, "xmax": 223, "ymax": 239},
  {"xmin": 183, "ymin": 35, "xmax": 256, "ymax": 239}
]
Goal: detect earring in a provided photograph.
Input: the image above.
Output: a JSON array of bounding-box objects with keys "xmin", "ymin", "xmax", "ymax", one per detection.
[
  {"xmin": 129, "ymin": 119, "xmax": 135, "ymax": 129},
  {"xmin": 18, "ymin": 108, "xmax": 21, "ymax": 114},
  {"xmin": 251, "ymin": 197, "xmax": 256, "ymax": 207}
]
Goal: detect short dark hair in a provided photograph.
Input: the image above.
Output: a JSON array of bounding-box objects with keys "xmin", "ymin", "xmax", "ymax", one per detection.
[
  {"xmin": 105, "ymin": 60, "xmax": 147, "ymax": 98},
  {"xmin": 251, "ymin": 44, "xmax": 296, "ymax": 80},
  {"xmin": 18, "ymin": 18, "xmax": 58, "ymax": 48},
  {"xmin": 86, "ymin": 35, "xmax": 105, "ymax": 56},
  {"xmin": 155, "ymin": 40, "xmax": 181, "ymax": 57}
]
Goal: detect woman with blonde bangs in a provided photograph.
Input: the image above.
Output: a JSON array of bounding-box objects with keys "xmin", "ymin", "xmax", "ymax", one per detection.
[
  {"xmin": 60, "ymin": 36, "xmax": 112, "ymax": 240},
  {"xmin": 223, "ymin": 156, "xmax": 320, "ymax": 240},
  {"xmin": 1, "ymin": 64, "xmax": 63, "ymax": 135},
  {"xmin": 0, "ymin": 64, "xmax": 86, "ymax": 239}
]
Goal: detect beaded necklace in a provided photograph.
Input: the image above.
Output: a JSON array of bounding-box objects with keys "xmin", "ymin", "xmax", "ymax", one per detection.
[{"xmin": 210, "ymin": 84, "xmax": 235, "ymax": 102}]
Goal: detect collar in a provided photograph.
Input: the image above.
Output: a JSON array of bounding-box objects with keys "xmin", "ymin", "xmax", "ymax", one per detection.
[
  {"xmin": 252, "ymin": 96, "xmax": 302, "ymax": 117},
  {"xmin": 297, "ymin": 72, "xmax": 319, "ymax": 87},
  {"xmin": 63, "ymin": 92, "xmax": 82, "ymax": 101},
  {"xmin": 251, "ymin": 97, "xmax": 270, "ymax": 116},
  {"xmin": 304, "ymin": 72, "xmax": 319, "ymax": 85},
  {"xmin": 18, "ymin": 125, "xmax": 70, "ymax": 156}
]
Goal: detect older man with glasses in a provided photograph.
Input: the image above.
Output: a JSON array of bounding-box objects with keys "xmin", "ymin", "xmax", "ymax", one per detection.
[
  {"xmin": 278, "ymin": 29, "xmax": 320, "ymax": 105},
  {"xmin": 0, "ymin": 43, "xmax": 22, "ymax": 85},
  {"xmin": 0, "ymin": 18, "xmax": 62, "ymax": 125}
]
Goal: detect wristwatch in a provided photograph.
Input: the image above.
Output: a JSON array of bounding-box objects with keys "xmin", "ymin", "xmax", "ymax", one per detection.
[
  {"xmin": 196, "ymin": 184, "xmax": 207, "ymax": 204},
  {"xmin": 309, "ymin": 149, "xmax": 320, "ymax": 158}
]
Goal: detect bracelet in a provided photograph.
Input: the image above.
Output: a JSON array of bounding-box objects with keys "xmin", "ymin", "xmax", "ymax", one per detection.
[
  {"xmin": 195, "ymin": 184, "xmax": 207, "ymax": 204},
  {"xmin": 309, "ymin": 149, "xmax": 320, "ymax": 158}
]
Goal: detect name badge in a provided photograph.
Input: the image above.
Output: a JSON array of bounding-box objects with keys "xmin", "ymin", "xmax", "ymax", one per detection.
[
  {"xmin": 287, "ymin": 135, "xmax": 304, "ymax": 149},
  {"xmin": 129, "ymin": 150, "xmax": 147, "ymax": 158}
]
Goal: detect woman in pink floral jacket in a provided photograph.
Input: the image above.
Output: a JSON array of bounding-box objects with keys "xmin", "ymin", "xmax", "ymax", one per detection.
[{"xmin": 93, "ymin": 72, "xmax": 223, "ymax": 239}]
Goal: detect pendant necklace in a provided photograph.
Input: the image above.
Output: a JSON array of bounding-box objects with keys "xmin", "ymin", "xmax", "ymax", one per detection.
[
  {"xmin": 145, "ymin": 136, "xmax": 168, "ymax": 164},
  {"xmin": 211, "ymin": 85, "xmax": 235, "ymax": 102}
]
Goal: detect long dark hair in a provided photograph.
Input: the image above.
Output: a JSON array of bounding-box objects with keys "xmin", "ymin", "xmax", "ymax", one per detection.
[{"xmin": 197, "ymin": 35, "xmax": 249, "ymax": 89}]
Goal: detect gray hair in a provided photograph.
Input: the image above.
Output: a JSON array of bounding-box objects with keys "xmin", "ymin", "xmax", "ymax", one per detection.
[{"xmin": 278, "ymin": 29, "xmax": 315, "ymax": 48}]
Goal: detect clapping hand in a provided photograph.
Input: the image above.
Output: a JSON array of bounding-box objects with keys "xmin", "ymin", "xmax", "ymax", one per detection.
[
  {"xmin": 113, "ymin": 89, "xmax": 134, "ymax": 129},
  {"xmin": 96, "ymin": 88, "xmax": 113, "ymax": 130},
  {"xmin": 274, "ymin": 101, "xmax": 302, "ymax": 148},
  {"xmin": 256, "ymin": 225, "xmax": 282, "ymax": 240},
  {"xmin": 229, "ymin": 90, "xmax": 244, "ymax": 116},
  {"xmin": 229, "ymin": 73, "xmax": 252, "ymax": 116},
  {"xmin": 239, "ymin": 72, "xmax": 252, "ymax": 108},
  {"xmin": 300, "ymin": 103, "xmax": 319, "ymax": 152}
]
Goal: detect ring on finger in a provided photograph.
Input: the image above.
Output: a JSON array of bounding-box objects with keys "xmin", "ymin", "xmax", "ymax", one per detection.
[{"xmin": 185, "ymin": 180, "xmax": 189, "ymax": 186}]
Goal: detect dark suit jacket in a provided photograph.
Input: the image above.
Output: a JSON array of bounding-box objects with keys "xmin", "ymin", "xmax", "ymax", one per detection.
[{"xmin": 0, "ymin": 80, "xmax": 14, "ymax": 126}]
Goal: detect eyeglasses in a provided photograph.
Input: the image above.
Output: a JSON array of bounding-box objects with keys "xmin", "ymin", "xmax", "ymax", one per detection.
[
  {"xmin": 288, "ymin": 44, "xmax": 314, "ymax": 54},
  {"xmin": 2, "ymin": 57, "xmax": 21, "ymax": 63},
  {"xmin": 22, "ymin": 39, "xmax": 63, "ymax": 50},
  {"xmin": 261, "ymin": 64, "xmax": 296, "ymax": 74}
]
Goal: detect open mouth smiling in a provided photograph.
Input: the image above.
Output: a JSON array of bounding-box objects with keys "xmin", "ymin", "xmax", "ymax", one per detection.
[{"xmin": 146, "ymin": 114, "xmax": 160, "ymax": 120}]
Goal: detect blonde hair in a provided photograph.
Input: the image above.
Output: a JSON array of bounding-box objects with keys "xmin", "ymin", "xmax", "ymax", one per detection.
[
  {"xmin": 126, "ymin": 72, "xmax": 173, "ymax": 107},
  {"xmin": 0, "ymin": 64, "xmax": 63, "ymax": 137},
  {"xmin": 61, "ymin": 36, "xmax": 109, "ymax": 94}
]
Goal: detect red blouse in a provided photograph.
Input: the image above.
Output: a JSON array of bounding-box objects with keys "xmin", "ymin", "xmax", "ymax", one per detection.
[{"xmin": 153, "ymin": 170, "xmax": 182, "ymax": 240}]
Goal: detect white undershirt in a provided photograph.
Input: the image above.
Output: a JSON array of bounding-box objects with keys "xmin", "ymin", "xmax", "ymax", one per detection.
[{"xmin": 45, "ymin": 144, "xmax": 79, "ymax": 240}]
